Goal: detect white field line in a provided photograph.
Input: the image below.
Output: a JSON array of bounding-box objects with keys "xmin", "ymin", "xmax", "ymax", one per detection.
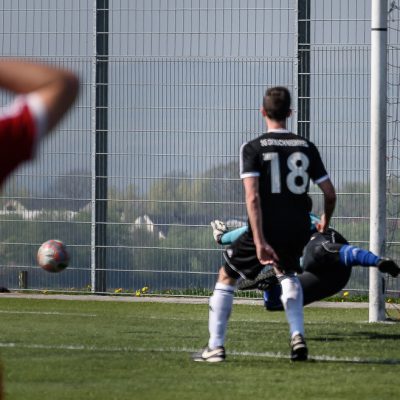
[
  {"xmin": 0, "ymin": 342, "xmax": 399, "ymax": 365},
  {"xmin": 0, "ymin": 293, "xmax": 375, "ymax": 308},
  {"xmin": 0, "ymin": 310, "xmax": 97, "ymax": 317}
]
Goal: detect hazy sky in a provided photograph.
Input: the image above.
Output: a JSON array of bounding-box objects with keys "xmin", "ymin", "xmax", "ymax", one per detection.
[{"xmin": 1, "ymin": 0, "xmax": 398, "ymax": 197}]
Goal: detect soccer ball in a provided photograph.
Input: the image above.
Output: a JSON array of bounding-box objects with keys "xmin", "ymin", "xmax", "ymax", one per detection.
[{"xmin": 37, "ymin": 240, "xmax": 70, "ymax": 273}]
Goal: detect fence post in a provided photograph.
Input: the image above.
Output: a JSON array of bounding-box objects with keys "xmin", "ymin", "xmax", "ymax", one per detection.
[
  {"xmin": 91, "ymin": 0, "xmax": 109, "ymax": 293},
  {"xmin": 297, "ymin": 0, "xmax": 310, "ymax": 140}
]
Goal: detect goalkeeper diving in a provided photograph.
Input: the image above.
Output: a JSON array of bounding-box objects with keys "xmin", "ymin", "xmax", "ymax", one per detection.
[{"xmin": 210, "ymin": 216, "xmax": 400, "ymax": 311}]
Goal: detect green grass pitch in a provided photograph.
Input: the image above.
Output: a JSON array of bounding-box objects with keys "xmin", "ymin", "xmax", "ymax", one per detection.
[{"xmin": 0, "ymin": 297, "xmax": 399, "ymax": 400}]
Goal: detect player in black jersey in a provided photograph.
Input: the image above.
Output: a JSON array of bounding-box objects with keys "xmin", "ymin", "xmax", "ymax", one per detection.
[
  {"xmin": 193, "ymin": 87, "xmax": 336, "ymax": 363},
  {"xmin": 210, "ymin": 219, "xmax": 400, "ymax": 310}
]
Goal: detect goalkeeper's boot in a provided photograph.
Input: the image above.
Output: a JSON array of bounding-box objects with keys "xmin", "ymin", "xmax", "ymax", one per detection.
[
  {"xmin": 192, "ymin": 346, "xmax": 226, "ymax": 363},
  {"xmin": 290, "ymin": 334, "xmax": 308, "ymax": 362},
  {"xmin": 210, "ymin": 220, "xmax": 228, "ymax": 244},
  {"xmin": 237, "ymin": 269, "xmax": 278, "ymax": 291},
  {"xmin": 377, "ymin": 258, "xmax": 400, "ymax": 278}
]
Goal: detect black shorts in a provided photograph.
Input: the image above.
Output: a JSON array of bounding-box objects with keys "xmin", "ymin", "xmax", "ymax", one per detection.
[
  {"xmin": 302, "ymin": 228, "xmax": 349, "ymax": 273},
  {"xmin": 300, "ymin": 228, "xmax": 351, "ymax": 305},
  {"xmin": 223, "ymin": 230, "xmax": 307, "ymax": 280},
  {"xmin": 300, "ymin": 267, "xmax": 352, "ymax": 306},
  {"xmin": 266, "ymin": 229, "xmax": 352, "ymax": 310}
]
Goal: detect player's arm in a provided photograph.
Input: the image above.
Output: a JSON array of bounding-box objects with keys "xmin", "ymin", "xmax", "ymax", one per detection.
[
  {"xmin": 307, "ymin": 142, "xmax": 336, "ymax": 232},
  {"xmin": 243, "ymin": 176, "xmax": 278, "ymax": 264},
  {"xmin": 211, "ymin": 220, "xmax": 248, "ymax": 245},
  {"xmin": 220, "ymin": 225, "xmax": 248, "ymax": 244},
  {"xmin": 316, "ymin": 179, "xmax": 336, "ymax": 232},
  {"xmin": 214, "ymin": 212, "xmax": 318, "ymax": 246},
  {"xmin": 0, "ymin": 59, "xmax": 79, "ymax": 132}
]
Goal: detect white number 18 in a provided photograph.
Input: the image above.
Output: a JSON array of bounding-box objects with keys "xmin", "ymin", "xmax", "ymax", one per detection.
[{"xmin": 263, "ymin": 151, "xmax": 309, "ymax": 194}]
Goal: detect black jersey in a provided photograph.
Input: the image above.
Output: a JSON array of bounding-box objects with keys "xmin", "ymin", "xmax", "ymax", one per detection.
[{"xmin": 240, "ymin": 130, "xmax": 329, "ymax": 244}]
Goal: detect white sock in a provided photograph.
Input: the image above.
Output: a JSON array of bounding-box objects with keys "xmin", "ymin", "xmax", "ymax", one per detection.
[
  {"xmin": 208, "ymin": 282, "xmax": 235, "ymax": 349},
  {"xmin": 280, "ymin": 275, "xmax": 304, "ymax": 338}
]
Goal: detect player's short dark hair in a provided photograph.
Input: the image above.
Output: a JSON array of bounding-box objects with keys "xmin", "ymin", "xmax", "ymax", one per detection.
[{"xmin": 262, "ymin": 86, "xmax": 291, "ymax": 121}]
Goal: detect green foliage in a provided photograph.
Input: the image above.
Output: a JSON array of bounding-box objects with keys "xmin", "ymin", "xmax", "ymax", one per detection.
[
  {"xmin": 146, "ymin": 174, "xmax": 190, "ymax": 218},
  {"xmin": 143, "ymin": 161, "xmax": 244, "ymax": 222},
  {"xmin": 335, "ymin": 182, "xmax": 370, "ymax": 218},
  {"xmin": 3, "ymin": 169, "xmax": 400, "ymax": 294}
]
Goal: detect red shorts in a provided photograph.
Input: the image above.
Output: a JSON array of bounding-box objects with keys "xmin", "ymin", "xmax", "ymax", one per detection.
[{"xmin": 0, "ymin": 95, "xmax": 46, "ymax": 186}]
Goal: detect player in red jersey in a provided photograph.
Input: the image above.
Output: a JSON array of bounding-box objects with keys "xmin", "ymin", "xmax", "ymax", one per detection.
[
  {"xmin": 0, "ymin": 60, "xmax": 79, "ymax": 397},
  {"xmin": 0, "ymin": 59, "xmax": 79, "ymax": 187}
]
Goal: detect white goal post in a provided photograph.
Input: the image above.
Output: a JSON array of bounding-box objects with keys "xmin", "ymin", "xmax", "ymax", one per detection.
[{"xmin": 369, "ymin": 0, "xmax": 387, "ymax": 322}]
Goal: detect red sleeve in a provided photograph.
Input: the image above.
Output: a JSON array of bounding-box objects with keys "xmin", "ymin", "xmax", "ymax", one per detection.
[{"xmin": 0, "ymin": 98, "xmax": 37, "ymax": 186}]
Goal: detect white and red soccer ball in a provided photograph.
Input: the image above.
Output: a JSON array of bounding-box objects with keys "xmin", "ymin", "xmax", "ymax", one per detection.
[{"xmin": 37, "ymin": 240, "xmax": 70, "ymax": 273}]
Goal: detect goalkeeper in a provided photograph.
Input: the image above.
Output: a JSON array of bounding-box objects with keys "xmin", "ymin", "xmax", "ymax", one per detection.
[{"xmin": 210, "ymin": 218, "xmax": 400, "ymax": 311}]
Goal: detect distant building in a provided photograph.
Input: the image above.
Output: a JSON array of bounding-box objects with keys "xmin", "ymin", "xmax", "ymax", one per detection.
[
  {"xmin": 132, "ymin": 214, "xmax": 167, "ymax": 240},
  {"xmin": 0, "ymin": 198, "xmax": 90, "ymax": 221}
]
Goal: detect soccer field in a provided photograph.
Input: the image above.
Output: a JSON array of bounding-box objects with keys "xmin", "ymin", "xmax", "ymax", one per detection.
[{"xmin": 0, "ymin": 297, "xmax": 399, "ymax": 400}]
